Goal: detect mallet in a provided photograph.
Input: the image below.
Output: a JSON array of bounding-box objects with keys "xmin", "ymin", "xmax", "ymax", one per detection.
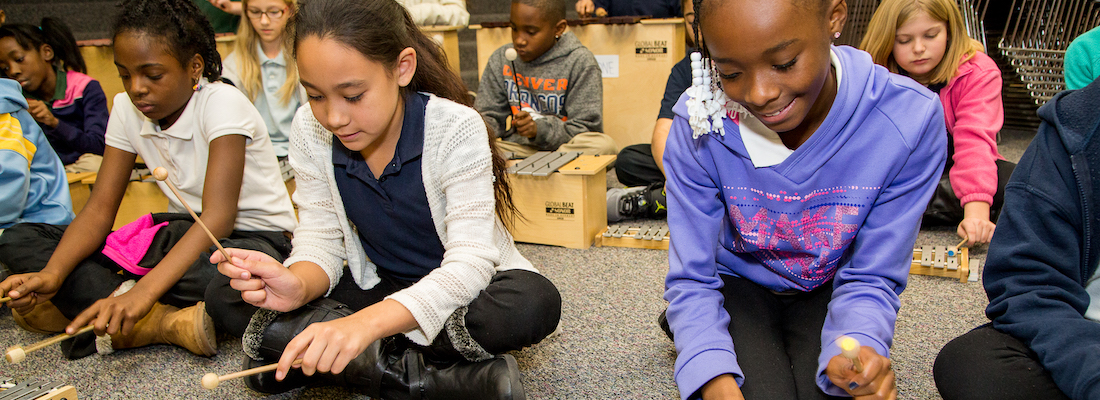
[
  {"xmin": 838, "ymin": 335, "xmax": 864, "ymax": 373},
  {"xmin": 151, "ymin": 167, "xmax": 232, "ymax": 262},
  {"xmin": 948, "ymin": 236, "xmax": 969, "ymax": 257},
  {"xmin": 6, "ymin": 325, "xmax": 95, "ymax": 363},
  {"xmin": 201, "ymin": 359, "xmax": 303, "ymax": 389},
  {"xmin": 505, "ymin": 48, "xmax": 521, "ymax": 116}
]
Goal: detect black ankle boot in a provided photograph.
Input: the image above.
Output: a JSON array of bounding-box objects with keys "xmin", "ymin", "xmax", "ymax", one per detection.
[
  {"xmin": 241, "ymin": 298, "xmax": 527, "ymax": 400},
  {"xmin": 241, "ymin": 298, "xmax": 355, "ymax": 393}
]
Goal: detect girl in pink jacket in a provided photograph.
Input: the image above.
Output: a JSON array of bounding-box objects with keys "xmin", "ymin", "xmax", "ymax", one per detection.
[{"xmin": 861, "ymin": 0, "xmax": 1014, "ymax": 245}]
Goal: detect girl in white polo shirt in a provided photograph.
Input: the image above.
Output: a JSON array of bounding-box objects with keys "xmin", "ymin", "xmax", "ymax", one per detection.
[
  {"xmin": 0, "ymin": 0, "xmax": 297, "ymax": 360},
  {"xmin": 209, "ymin": 0, "xmax": 560, "ymax": 398}
]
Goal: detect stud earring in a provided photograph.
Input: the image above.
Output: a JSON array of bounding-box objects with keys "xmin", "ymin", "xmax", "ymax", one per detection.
[
  {"xmin": 192, "ymin": 79, "xmax": 203, "ymax": 91},
  {"xmin": 834, "ymin": 31, "xmax": 841, "ymax": 39}
]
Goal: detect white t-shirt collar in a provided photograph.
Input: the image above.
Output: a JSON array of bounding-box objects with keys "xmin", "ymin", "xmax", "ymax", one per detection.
[{"xmin": 740, "ymin": 49, "xmax": 843, "ymax": 168}]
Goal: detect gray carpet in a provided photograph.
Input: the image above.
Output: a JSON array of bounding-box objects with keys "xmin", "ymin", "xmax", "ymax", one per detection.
[{"xmin": 0, "ymin": 129, "xmax": 1034, "ymax": 399}]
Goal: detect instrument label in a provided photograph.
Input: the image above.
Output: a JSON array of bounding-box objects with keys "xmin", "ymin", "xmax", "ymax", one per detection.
[
  {"xmin": 545, "ymin": 201, "xmax": 576, "ymax": 220},
  {"xmin": 635, "ymin": 40, "xmax": 669, "ymax": 61}
]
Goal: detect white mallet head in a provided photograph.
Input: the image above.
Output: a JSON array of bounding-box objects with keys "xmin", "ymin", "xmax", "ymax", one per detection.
[
  {"xmin": 152, "ymin": 166, "xmax": 169, "ymax": 181},
  {"xmin": 6, "ymin": 347, "xmax": 26, "ymax": 364},
  {"xmin": 201, "ymin": 373, "xmax": 220, "ymax": 389},
  {"xmin": 839, "ymin": 335, "xmax": 860, "ymax": 358},
  {"xmin": 505, "ymin": 48, "xmax": 518, "ymax": 61}
]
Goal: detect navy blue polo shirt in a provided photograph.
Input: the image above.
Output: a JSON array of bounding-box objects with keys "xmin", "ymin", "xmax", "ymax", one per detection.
[{"xmin": 332, "ymin": 93, "xmax": 445, "ymax": 281}]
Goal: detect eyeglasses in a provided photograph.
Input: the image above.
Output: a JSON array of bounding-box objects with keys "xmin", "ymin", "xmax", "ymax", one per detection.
[{"xmin": 246, "ymin": 7, "xmax": 287, "ymax": 20}]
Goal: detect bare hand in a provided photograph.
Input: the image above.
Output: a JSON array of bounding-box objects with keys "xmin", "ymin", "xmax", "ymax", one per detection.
[
  {"xmin": 208, "ymin": 0, "xmax": 242, "ymax": 14},
  {"xmin": 958, "ymin": 201, "xmax": 995, "ymax": 245},
  {"xmin": 67, "ymin": 288, "xmax": 156, "ymax": 336},
  {"xmin": 575, "ymin": 0, "xmax": 595, "ymax": 17},
  {"xmin": 826, "ymin": 346, "xmax": 897, "ymax": 400},
  {"xmin": 212, "ymin": 248, "xmax": 306, "ymax": 312},
  {"xmin": 26, "ymin": 99, "xmax": 59, "ymax": 128},
  {"xmin": 275, "ymin": 313, "xmax": 377, "ymax": 381},
  {"xmin": 701, "ymin": 374, "xmax": 745, "ymax": 400},
  {"xmin": 957, "ymin": 218, "xmax": 995, "ymax": 246},
  {"xmin": 1, "ymin": 272, "xmax": 63, "ymax": 315},
  {"xmin": 513, "ymin": 110, "xmax": 537, "ymax": 139}
]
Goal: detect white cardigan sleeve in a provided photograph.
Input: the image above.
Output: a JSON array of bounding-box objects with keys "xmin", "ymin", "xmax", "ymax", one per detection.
[
  {"xmin": 386, "ymin": 102, "xmax": 500, "ymax": 345},
  {"xmin": 281, "ymin": 106, "xmax": 350, "ymax": 291},
  {"xmin": 397, "ymin": 0, "xmax": 470, "ymax": 26}
]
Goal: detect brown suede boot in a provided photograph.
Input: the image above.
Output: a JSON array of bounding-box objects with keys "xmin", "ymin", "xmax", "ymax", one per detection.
[
  {"xmin": 97, "ymin": 302, "xmax": 217, "ymax": 357},
  {"xmin": 11, "ymin": 301, "xmax": 71, "ymax": 334}
]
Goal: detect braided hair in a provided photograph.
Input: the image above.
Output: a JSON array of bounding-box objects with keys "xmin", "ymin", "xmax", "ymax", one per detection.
[
  {"xmin": 691, "ymin": 0, "xmax": 708, "ymax": 59},
  {"xmin": 111, "ymin": 0, "xmax": 222, "ymax": 81},
  {"xmin": 0, "ymin": 18, "xmax": 86, "ymax": 73},
  {"xmin": 691, "ymin": 0, "xmax": 832, "ymax": 60}
]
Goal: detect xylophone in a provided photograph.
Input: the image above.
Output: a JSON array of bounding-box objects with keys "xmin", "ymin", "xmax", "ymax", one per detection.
[
  {"xmin": 507, "ymin": 152, "xmax": 615, "ymax": 249},
  {"xmin": 596, "ymin": 225, "xmax": 977, "ymax": 283},
  {"xmin": 594, "ymin": 224, "xmax": 670, "ymax": 250},
  {"xmin": 0, "ymin": 377, "xmax": 77, "ymax": 400},
  {"xmin": 910, "ymin": 245, "xmax": 972, "ymax": 282}
]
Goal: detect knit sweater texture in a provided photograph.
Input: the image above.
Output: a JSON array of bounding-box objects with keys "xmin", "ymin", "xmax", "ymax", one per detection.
[{"xmin": 284, "ymin": 94, "xmax": 536, "ymax": 345}]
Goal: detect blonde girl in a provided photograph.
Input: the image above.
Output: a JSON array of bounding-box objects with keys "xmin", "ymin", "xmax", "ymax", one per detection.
[
  {"xmin": 861, "ymin": 0, "xmax": 1015, "ymax": 246},
  {"xmin": 223, "ymin": 0, "xmax": 302, "ymax": 158}
]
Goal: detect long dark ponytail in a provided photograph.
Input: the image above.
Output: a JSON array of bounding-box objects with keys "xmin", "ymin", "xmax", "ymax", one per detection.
[
  {"xmin": 293, "ymin": 0, "xmax": 520, "ymax": 229},
  {"xmin": 0, "ymin": 18, "xmax": 86, "ymax": 74}
]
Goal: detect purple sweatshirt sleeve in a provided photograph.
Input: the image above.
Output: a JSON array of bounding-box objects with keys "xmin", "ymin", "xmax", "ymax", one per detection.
[
  {"xmin": 662, "ymin": 115, "xmax": 742, "ymax": 400},
  {"xmin": 42, "ymin": 80, "xmax": 108, "ymax": 159},
  {"xmin": 814, "ymin": 100, "xmax": 947, "ymax": 395}
]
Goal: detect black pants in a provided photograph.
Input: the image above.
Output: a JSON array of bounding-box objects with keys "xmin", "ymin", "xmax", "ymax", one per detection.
[
  {"xmin": 923, "ymin": 159, "xmax": 1016, "ymax": 226},
  {"xmin": 212, "ymin": 266, "xmax": 562, "ymax": 362},
  {"xmin": 615, "ymin": 144, "xmax": 665, "ymax": 187},
  {"xmin": 934, "ymin": 324, "xmax": 1070, "ymax": 400},
  {"xmin": 0, "ymin": 217, "xmax": 292, "ymax": 333},
  {"xmin": 665, "ymin": 276, "xmax": 845, "ymax": 400}
]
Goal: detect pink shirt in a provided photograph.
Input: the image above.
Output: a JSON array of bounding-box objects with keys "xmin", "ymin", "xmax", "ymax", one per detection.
[{"xmin": 940, "ymin": 51, "xmax": 1005, "ymax": 206}]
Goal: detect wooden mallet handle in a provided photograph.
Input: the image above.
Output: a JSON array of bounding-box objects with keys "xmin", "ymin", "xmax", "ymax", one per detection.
[
  {"xmin": 956, "ymin": 236, "xmax": 969, "ymax": 250},
  {"xmin": 6, "ymin": 325, "xmax": 95, "ymax": 363},
  {"xmin": 151, "ymin": 167, "xmax": 232, "ymax": 262},
  {"xmin": 839, "ymin": 335, "xmax": 864, "ymax": 373},
  {"xmin": 202, "ymin": 359, "xmax": 303, "ymax": 389},
  {"xmin": 0, "ymin": 296, "xmax": 10, "ymax": 304}
]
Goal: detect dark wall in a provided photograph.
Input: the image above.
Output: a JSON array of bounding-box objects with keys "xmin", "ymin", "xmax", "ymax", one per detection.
[{"xmin": 3, "ymin": 0, "xmax": 119, "ymax": 41}]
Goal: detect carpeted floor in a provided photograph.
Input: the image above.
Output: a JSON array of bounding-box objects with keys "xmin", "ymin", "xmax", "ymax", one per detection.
[{"xmin": 0, "ymin": 129, "xmax": 1034, "ymax": 399}]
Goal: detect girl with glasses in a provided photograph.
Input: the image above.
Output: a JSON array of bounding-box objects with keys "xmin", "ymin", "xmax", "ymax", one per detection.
[{"xmin": 224, "ymin": 0, "xmax": 302, "ymax": 160}]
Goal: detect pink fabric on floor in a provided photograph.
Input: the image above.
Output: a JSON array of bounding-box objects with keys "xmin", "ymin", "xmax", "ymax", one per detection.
[{"xmin": 102, "ymin": 214, "xmax": 169, "ymax": 276}]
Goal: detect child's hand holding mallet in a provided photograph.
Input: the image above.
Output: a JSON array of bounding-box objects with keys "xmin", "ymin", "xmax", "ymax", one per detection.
[{"xmin": 826, "ymin": 335, "xmax": 898, "ymax": 400}]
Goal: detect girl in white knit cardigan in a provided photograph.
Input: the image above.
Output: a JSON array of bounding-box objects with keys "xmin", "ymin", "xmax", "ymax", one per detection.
[{"xmin": 206, "ymin": 0, "xmax": 560, "ymax": 398}]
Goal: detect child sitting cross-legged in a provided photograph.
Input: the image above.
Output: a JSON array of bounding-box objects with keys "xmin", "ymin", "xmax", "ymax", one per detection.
[{"xmin": 475, "ymin": 0, "xmax": 616, "ymax": 158}]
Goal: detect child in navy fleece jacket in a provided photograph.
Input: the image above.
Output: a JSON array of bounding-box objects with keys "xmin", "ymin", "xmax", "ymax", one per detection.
[
  {"xmin": 0, "ymin": 19, "xmax": 108, "ymax": 173},
  {"xmin": 933, "ymin": 78, "xmax": 1100, "ymax": 400}
]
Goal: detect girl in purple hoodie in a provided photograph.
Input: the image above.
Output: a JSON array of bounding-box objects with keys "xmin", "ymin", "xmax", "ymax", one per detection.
[{"xmin": 662, "ymin": 0, "xmax": 946, "ymax": 399}]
